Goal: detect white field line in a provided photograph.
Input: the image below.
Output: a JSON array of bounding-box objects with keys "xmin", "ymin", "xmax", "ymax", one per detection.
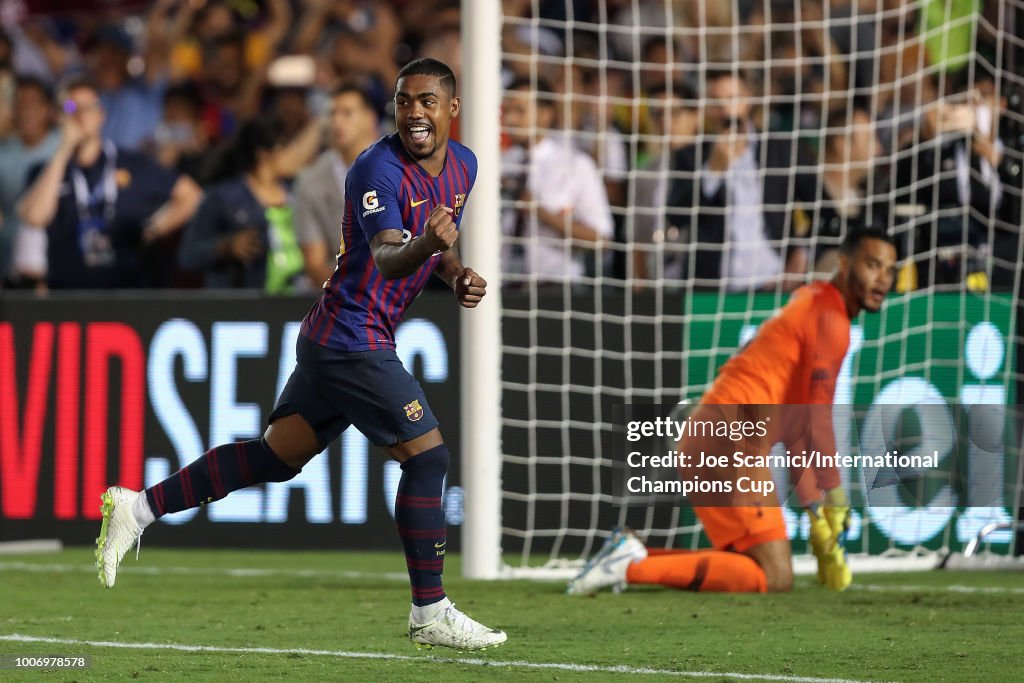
[
  {"xmin": 0, "ymin": 633, "xmax": 888, "ymax": 683},
  {"xmin": 848, "ymin": 583, "xmax": 1024, "ymax": 595},
  {"xmin": 0, "ymin": 561, "xmax": 409, "ymax": 581},
  {"xmin": 1, "ymin": 562, "xmax": 1022, "ymax": 595}
]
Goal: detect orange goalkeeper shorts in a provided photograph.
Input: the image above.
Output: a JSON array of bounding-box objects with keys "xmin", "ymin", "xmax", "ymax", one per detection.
[
  {"xmin": 694, "ymin": 504, "xmax": 788, "ymax": 553},
  {"xmin": 675, "ymin": 403, "xmax": 788, "ymax": 553}
]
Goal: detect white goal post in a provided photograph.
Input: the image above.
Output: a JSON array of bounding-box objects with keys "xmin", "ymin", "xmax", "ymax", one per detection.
[{"xmin": 460, "ymin": 0, "xmax": 505, "ymax": 579}]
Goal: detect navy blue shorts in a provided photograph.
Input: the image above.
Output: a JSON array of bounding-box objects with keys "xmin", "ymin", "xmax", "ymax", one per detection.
[{"xmin": 268, "ymin": 334, "xmax": 439, "ymax": 449}]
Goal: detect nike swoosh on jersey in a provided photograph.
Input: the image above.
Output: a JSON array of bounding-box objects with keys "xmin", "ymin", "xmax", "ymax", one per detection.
[{"xmin": 410, "ymin": 198, "xmax": 429, "ymax": 207}]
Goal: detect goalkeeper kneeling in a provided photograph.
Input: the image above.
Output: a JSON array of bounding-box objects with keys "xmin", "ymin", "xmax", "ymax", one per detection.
[
  {"xmin": 568, "ymin": 228, "xmax": 896, "ymax": 594},
  {"xmin": 568, "ymin": 420, "xmax": 851, "ymax": 595}
]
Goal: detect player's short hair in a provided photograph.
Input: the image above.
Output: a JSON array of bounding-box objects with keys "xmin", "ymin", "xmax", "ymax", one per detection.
[
  {"xmin": 840, "ymin": 227, "xmax": 897, "ymax": 256},
  {"xmin": 330, "ymin": 82, "xmax": 379, "ymax": 117},
  {"xmin": 396, "ymin": 58, "xmax": 457, "ymax": 98}
]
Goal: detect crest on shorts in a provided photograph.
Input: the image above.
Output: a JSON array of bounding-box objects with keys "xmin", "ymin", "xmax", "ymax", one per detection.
[
  {"xmin": 453, "ymin": 193, "xmax": 466, "ymax": 217},
  {"xmin": 404, "ymin": 399, "xmax": 424, "ymax": 422}
]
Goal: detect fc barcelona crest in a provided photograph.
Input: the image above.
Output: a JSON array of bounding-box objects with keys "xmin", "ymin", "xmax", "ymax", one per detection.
[
  {"xmin": 404, "ymin": 399, "xmax": 424, "ymax": 421},
  {"xmin": 453, "ymin": 193, "xmax": 466, "ymax": 217}
]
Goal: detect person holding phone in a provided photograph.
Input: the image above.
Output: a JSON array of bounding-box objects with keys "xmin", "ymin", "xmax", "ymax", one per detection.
[
  {"xmin": 17, "ymin": 77, "xmax": 202, "ymax": 289},
  {"xmin": 666, "ymin": 69, "xmax": 819, "ymax": 292},
  {"xmin": 893, "ymin": 68, "xmax": 1017, "ymax": 291}
]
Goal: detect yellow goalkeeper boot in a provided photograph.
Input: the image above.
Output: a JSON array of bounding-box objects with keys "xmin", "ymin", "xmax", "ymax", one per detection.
[
  {"xmin": 807, "ymin": 506, "xmax": 832, "ymax": 587},
  {"xmin": 807, "ymin": 502, "xmax": 852, "ymax": 591},
  {"xmin": 821, "ymin": 504, "xmax": 852, "ymax": 591}
]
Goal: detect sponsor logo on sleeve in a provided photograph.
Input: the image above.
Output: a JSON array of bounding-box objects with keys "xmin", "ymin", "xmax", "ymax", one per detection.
[{"xmin": 362, "ymin": 190, "xmax": 386, "ymax": 217}]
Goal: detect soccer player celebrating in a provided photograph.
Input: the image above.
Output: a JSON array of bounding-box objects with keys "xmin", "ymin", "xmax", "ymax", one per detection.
[
  {"xmin": 96, "ymin": 58, "xmax": 507, "ymax": 651},
  {"xmin": 568, "ymin": 227, "xmax": 897, "ymax": 595}
]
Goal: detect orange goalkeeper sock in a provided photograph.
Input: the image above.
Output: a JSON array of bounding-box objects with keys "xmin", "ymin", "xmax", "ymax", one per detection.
[{"xmin": 625, "ymin": 551, "xmax": 767, "ymax": 593}]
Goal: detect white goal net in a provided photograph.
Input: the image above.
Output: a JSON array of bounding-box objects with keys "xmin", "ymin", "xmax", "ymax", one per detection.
[{"xmin": 470, "ymin": 0, "xmax": 1024, "ymax": 577}]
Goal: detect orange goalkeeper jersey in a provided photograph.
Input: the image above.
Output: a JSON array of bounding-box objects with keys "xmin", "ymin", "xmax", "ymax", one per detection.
[{"xmin": 703, "ymin": 281, "xmax": 850, "ymax": 407}]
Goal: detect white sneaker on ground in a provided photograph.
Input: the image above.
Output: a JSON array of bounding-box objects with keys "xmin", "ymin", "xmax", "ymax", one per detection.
[
  {"xmin": 566, "ymin": 528, "xmax": 648, "ymax": 595},
  {"xmin": 408, "ymin": 602, "xmax": 507, "ymax": 651},
  {"xmin": 95, "ymin": 486, "xmax": 145, "ymax": 588}
]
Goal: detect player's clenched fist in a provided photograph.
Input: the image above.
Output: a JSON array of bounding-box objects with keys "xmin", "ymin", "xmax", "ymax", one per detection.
[
  {"xmin": 454, "ymin": 267, "xmax": 487, "ymax": 308},
  {"xmin": 422, "ymin": 205, "xmax": 458, "ymax": 252}
]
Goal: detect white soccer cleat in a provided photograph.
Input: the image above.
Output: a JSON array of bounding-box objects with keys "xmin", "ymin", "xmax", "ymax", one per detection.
[
  {"xmin": 566, "ymin": 528, "xmax": 648, "ymax": 596},
  {"xmin": 95, "ymin": 486, "xmax": 145, "ymax": 588},
  {"xmin": 408, "ymin": 603, "xmax": 507, "ymax": 651}
]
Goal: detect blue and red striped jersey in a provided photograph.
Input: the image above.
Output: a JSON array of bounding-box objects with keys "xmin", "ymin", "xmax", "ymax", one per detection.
[{"xmin": 301, "ymin": 133, "xmax": 478, "ymax": 351}]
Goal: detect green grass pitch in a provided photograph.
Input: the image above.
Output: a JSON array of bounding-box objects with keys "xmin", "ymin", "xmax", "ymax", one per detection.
[{"xmin": 0, "ymin": 548, "xmax": 1021, "ymax": 682}]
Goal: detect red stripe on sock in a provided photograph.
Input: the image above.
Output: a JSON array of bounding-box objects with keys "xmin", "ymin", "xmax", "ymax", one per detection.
[
  {"xmin": 396, "ymin": 494, "xmax": 442, "ymax": 504},
  {"xmin": 412, "ymin": 586, "xmax": 446, "ymax": 599},
  {"xmin": 181, "ymin": 466, "xmax": 195, "ymax": 508},
  {"xmin": 395, "ymin": 496, "xmax": 443, "ymax": 509},
  {"xmin": 395, "ymin": 526, "xmax": 447, "ymax": 539},
  {"xmin": 407, "ymin": 559, "xmax": 445, "ymax": 570},
  {"xmin": 207, "ymin": 446, "xmax": 224, "ymax": 499},
  {"xmin": 235, "ymin": 442, "xmax": 253, "ymax": 485},
  {"xmin": 151, "ymin": 485, "xmax": 164, "ymax": 515}
]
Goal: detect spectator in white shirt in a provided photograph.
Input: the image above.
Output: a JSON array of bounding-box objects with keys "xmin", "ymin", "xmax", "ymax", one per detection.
[{"xmin": 500, "ymin": 77, "xmax": 614, "ymax": 283}]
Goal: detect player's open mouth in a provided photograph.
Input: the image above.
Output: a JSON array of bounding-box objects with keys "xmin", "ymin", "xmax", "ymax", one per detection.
[
  {"xmin": 870, "ymin": 289, "xmax": 886, "ymax": 301},
  {"xmin": 408, "ymin": 124, "xmax": 431, "ymax": 143}
]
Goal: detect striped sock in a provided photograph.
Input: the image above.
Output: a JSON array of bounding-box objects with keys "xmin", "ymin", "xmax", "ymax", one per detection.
[
  {"xmin": 395, "ymin": 444, "xmax": 449, "ymax": 607},
  {"xmin": 145, "ymin": 438, "xmax": 300, "ymax": 517}
]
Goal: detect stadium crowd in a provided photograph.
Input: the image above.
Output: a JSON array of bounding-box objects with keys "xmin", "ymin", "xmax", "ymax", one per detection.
[{"xmin": 0, "ymin": 0, "xmax": 1019, "ymax": 293}]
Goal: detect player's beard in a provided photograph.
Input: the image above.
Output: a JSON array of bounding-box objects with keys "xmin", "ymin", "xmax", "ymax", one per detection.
[
  {"xmin": 852, "ymin": 271, "xmax": 884, "ymax": 313},
  {"xmin": 408, "ymin": 141, "xmax": 436, "ymax": 160},
  {"xmin": 402, "ymin": 126, "xmax": 438, "ymax": 160}
]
